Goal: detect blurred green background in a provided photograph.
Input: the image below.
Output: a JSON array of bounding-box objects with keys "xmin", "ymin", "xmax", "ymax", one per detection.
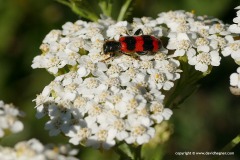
[{"xmin": 0, "ymin": 0, "xmax": 239, "ymax": 159}]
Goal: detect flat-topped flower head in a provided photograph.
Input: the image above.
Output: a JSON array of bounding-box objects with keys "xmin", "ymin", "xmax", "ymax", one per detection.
[
  {"xmin": 32, "ymin": 8, "xmax": 240, "ymax": 149},
  {"xmin": 0, "ymin": 101, "xmax": 24, "ymax": 138},
  {"xmin": 229, "ymin": 6, "xmax": 240, "ymax": 33},
  {"xmin": 187, "ymin": 47, "xmax": 221, "ymax": 72},
  {"xmin": 0, "ymin": 138, "xmax": 79, "ymax": 160},
  {"xmin": 222, "ymin": 37, "xmax": 240, "ymax": 64}
]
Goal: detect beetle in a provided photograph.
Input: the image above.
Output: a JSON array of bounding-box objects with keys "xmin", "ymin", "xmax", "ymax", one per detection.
[{"xmin": 103, "ymin": 29, "xmax": 162, "ymax": 58}]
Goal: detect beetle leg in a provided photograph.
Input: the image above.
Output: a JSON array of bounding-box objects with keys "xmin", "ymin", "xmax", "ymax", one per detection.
[
  {"xmin": 101, "ymin": 52, "xmax": 115, "ymax": 62},
  {"xmin": 136, "ymin": 51, "xmax": 148, "ymax": 55},
  {"xmin": 122, "ymin": 52, "xmax": 132, "ymax": 56},
  {"xmin": 120, "ymin": 52, "xmax": 139, "ymax": 60},
  {"xmin": 134, "ymin": 28, "xmax": 143, "ymax": 35}
]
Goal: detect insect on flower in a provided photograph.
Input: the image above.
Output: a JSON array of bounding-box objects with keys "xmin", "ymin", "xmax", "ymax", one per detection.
[{"xmin": 103, "ymin": 29, "xmax": 162, "ymax": 59}]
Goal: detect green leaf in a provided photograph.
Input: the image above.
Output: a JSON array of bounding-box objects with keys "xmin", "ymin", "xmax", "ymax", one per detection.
[
  {"xmin": 142, "ymin": 144, "xmax": 164, "ymax": 160},
  {"xmin": 56, "ymin": 0, "xmax": 99, "ymax": 21},
  {"xmin": 117, "ymin": 0, "xmax": 133, "ymax": 21},
  {"xmin": 98, "ymin": 0, "xmax": 113, "ymax": 17},
  {"xmin": 115, "ymin": 143, "xmax": 134, "ymax": 160}
]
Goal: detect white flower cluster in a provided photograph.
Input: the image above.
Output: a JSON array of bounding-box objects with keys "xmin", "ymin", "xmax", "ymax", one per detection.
[
  {"xmin": 35, "ymin": 51, "xmax": 177, "ymax": 148},
  {"xmin": 227, "ymin": 6, "xmax": 240, "ymax": 95},
  {"xmin": 32, "ymin": 8, "xmax": 240, "ymax": 149},
  {"xmin": 222, "ymin": 6, "xmax": 240, "ymax": 65},
  {"xmin": 0, "ymin": 138, "xmax": 79, "ymax": 160},
  {"xmin": 229, "ymin": 6, "xmax": 240, "ymax": 33},
  {"xmin": 0, "ymin": 100, "xmax": 24, "ymax": 138},
  {"xmin": 230, "ymin": 67, "xmax": 240, "ymax": 95}
]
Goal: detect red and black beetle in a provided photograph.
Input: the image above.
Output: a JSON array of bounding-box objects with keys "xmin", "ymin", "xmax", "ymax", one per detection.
[{"xmin": 103, "ymin": 29, "xmax": 162, "ymax": 58}]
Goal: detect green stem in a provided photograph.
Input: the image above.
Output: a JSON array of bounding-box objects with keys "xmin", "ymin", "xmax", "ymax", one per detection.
[
  {"xmin": 212, "ymin": 133, "xmax": 240, "ymax": 160},
  {"xmin": 56, "ymin": 0, "xmax": 99, "ymax": 22},
  {"xmin": 117, "ymin": 0, "xmax": 133, "ymax": 21},
  {"xmin": 71, "ymin": 3, "xmax": 99, "ymax": 22},
  {"xmin": 56, "ymin": 0, "xmax": 71, "ymax": 7},
  {"xmin": 133, "ymin": 145, "xmax": 142, "ymax": 160},
  {"xmin": 114, "ymin": 143, "xmax": 143, "ymax": 160},
  {"xmin": 114, "ymin": 147, "xmax": 132, "ymax": 160},
  {"xmin": 221, "ymin": 133, "xmax": 240, "ymax": 152},
  {"xmin": 113, "ymin": 143, "xmax": 133, "ymax": 160}
]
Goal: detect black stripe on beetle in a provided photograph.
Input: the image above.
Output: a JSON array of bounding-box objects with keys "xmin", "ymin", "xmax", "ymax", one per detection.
[
  {"xmin": 142, "ymin": 35, "xmax": 154, "ymax": 51},
  {"xmin": 123, "ymin": 37, "xmax": 136, "ymax": 51}
]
